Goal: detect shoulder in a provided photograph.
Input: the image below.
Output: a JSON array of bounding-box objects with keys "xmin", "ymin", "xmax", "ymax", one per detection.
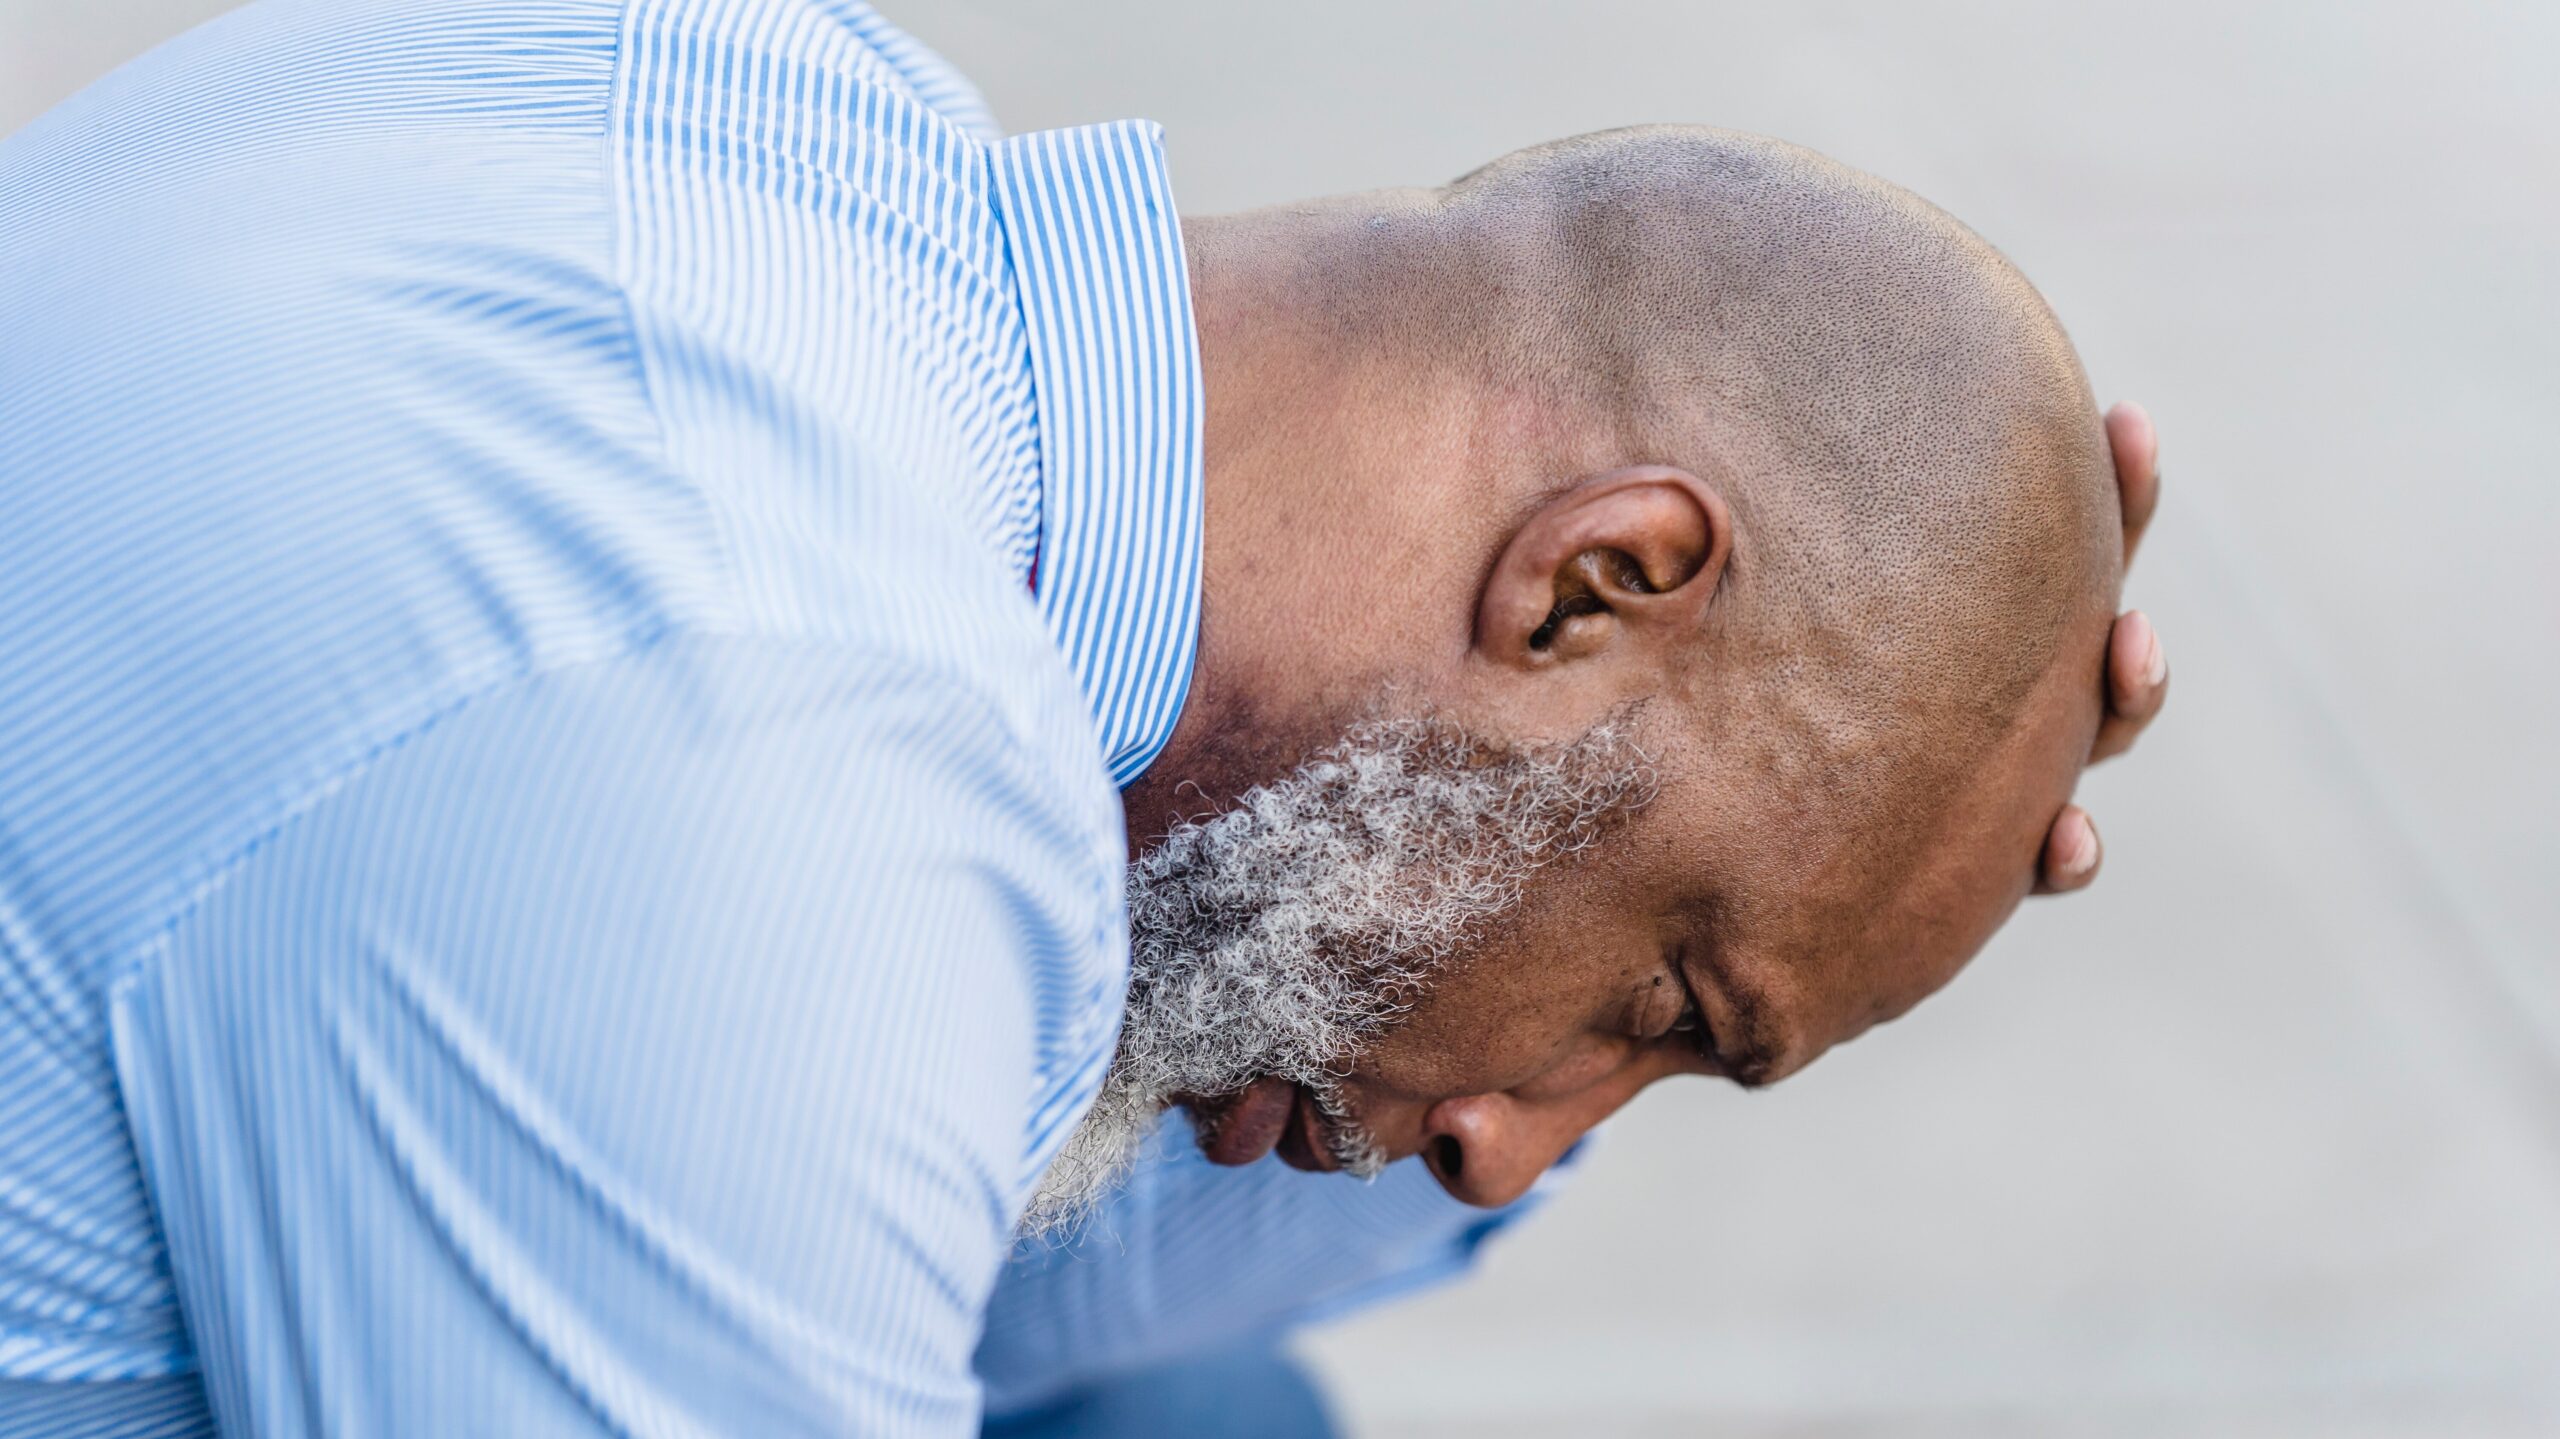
[
  {"xmin": 192, "ymin": 627, "xmax": 1129, "ymax": 1194},
  {"xmin": 616, "ymin": 0, "xmax": 999, "ymax": 141},
  {"xmin": 828, "ymin": 1, "xmax": 1004, "ymax": 140}
]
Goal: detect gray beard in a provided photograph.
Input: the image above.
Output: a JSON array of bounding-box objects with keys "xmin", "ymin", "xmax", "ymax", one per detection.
[{"xmin": 1019, "ymin": 712, "xmax": 1654, "ymax": 1239}]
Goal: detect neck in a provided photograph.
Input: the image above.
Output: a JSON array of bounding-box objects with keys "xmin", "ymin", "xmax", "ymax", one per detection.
[
  {"xmin": 1117, "ymin": 204, "xmax": 1556, "ymax": 856},
  {"xmin": 1114, "ymin": 214, "xmax": 1338, "ymax": 855}
]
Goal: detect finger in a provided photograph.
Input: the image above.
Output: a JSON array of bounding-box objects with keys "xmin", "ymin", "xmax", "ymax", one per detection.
[
  {"xmin": 2034, "ymin": 805, "xmax": 2103, "ymax": 895},
  {"xmin": 2104, "ymin": 400, "xmax": 2160, "ymax": 563},
  {"xmin": 2092, "ymin": 609, "xmax": 2168, "ymax": 763}
]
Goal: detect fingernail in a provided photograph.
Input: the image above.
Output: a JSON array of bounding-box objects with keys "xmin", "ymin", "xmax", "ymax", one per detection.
[
  {"xmin": 2143, "ymin": 627, "xmax": 2166, "ymax": 688},
  {"xmin": 2064, "ymin": 830, "xmax": 2097, "ymax": 875}
]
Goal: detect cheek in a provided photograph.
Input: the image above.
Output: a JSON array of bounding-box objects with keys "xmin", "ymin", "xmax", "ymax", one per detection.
[
  {"xmin": 1352, "ymin": 894, "xmax": 1652, "ymax": 1100},
  {"xmin": 1352, "ymin": 973, "xmax": 1560, "ymax": 1101}
]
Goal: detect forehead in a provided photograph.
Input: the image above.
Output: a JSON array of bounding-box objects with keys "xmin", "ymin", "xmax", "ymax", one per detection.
[{"xmin": 1652, "ymin": 631, "xmax": 2108, "ymax": 1077}]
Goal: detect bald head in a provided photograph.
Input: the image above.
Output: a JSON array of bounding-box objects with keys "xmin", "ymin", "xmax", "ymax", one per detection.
[
  {"xmin": 1446, "ymin": 127, "xmax": 2117, "ymax": 742},
  {"xmin": 1109, "ymin": 126, "xmax": 2133, "ymax": 1210},
  {"xmin": 1172, "ymin": 121, "xmax": 2121, "ymax": 914},
  {"xmin": 1228, "ymin": 129, "xmax": 2109, "ymax": 844}
]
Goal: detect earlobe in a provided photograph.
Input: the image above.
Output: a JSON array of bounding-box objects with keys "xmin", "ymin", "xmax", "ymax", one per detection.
[{"xmin": 1474, "ymin": 465, "xmax": 1730, "ymax": 671}]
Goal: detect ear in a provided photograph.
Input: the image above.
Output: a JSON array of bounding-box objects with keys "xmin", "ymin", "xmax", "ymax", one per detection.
[{"xmin": 1475, "ymin": 465, "xmax": 1731, "ymax": 671}]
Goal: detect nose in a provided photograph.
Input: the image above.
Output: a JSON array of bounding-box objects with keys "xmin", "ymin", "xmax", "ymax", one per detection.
[{"xmin": 1418, "ymin": 1066, "xmax": 1654, "ymax": 1208}]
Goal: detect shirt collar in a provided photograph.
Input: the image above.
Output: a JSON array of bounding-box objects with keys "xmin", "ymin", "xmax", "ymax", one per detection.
[{"xmin": 990, "ymin": 120, "xmax": 1205, "ymax": 789}]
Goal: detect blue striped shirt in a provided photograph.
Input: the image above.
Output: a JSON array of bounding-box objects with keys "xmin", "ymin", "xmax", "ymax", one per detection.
[
  {"xmin": 0, "ymin": 2, "xmax": 1533, "ymax": 1433},
  {"xmin": 972, "ymin": 1112, "xmax": 1573, "ymax": 1420}
]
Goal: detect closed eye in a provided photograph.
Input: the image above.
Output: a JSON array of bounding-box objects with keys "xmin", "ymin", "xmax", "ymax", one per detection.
[
  {"xmin": 1659, "ymin": 939, "xmax": 1725, "ymax": 1070},
  {"xmin": 1665, "ymin": 993, "xmax": 1719, "ymax": 1066}
]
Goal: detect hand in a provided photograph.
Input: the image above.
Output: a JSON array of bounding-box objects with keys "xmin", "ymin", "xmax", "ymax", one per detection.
[{"xmin": 2036, "ymin": 401, "xmax": 2168, "ymax": 895}]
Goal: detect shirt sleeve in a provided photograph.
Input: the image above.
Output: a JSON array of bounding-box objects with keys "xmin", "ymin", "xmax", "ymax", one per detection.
[
  {"xmin": 971, "ymin": 1112, "xmax": 1585, "ymax": 1417},
  {"xmin": 107, "ymin": 635, "xmax": 1121, "ymax": 1438}
]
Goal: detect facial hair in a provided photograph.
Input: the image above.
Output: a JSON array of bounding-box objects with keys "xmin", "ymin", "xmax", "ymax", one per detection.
[{"xmin": 1019, "ymin": 712, "xmax": 1654, "ymax": 1238}]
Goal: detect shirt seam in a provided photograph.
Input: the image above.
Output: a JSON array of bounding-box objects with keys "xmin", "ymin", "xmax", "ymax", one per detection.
[
  {"xmin": 93, "ymin": 626, "xmax": 1101, "ymax": 1003},
  {"xmin": 96, "ymin": 639, "xmax": 662, "ymax": 1002}
]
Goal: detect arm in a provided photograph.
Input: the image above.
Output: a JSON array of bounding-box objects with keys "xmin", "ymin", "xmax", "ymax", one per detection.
[
  {"xmin": 974, "ymin": 1113, "xmax": 1581, "ymax": 1418},
  {"xmin": 111, "ymin": 638, "xmax": 1117, "ymax": 1437}
]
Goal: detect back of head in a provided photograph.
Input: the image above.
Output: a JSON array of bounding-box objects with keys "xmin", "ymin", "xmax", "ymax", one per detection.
[{"xmin": 1435, "ymin": 126, "xmax": 2122, "ymax": 806}]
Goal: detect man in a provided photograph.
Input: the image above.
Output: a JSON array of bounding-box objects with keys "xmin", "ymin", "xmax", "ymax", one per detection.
[{"xmin": 0, "ymin": 1, "xmax": 2166, "ymax": 1435}]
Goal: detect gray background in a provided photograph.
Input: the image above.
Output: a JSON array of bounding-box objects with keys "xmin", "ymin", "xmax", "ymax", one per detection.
[{"xmin": 6, "ymin": 3, "xmax": 2555, "ymax": 1435}]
